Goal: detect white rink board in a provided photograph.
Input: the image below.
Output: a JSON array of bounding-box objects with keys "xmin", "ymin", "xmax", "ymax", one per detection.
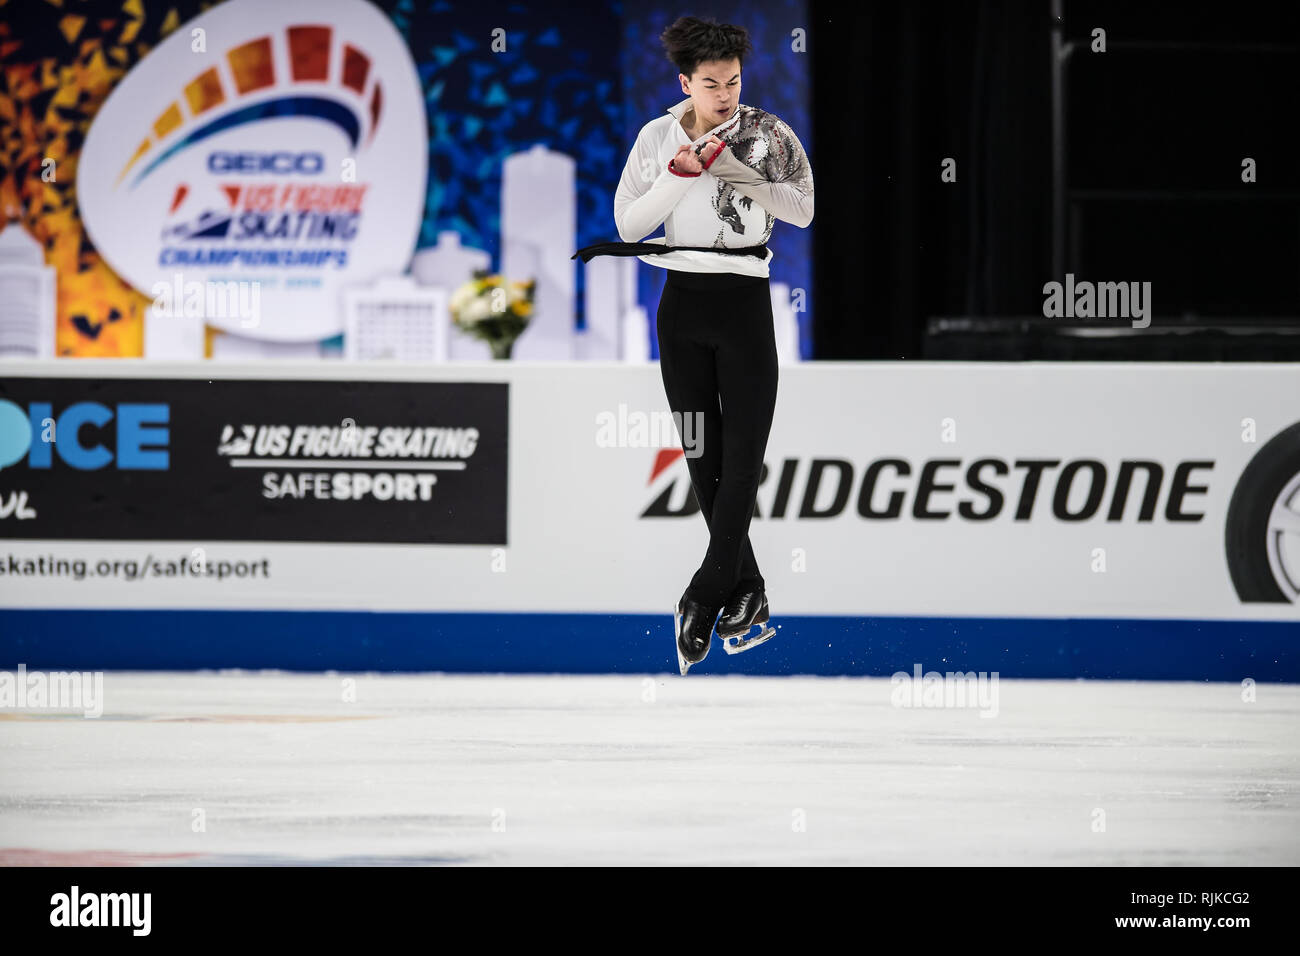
[{"xmin": 1, "ymin": 359, "xmax": 1298, "ymax": 621}]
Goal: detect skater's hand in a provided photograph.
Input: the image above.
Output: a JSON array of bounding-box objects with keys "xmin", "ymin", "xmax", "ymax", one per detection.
[
  {"xmin": 672, "ymin": 136, "xmax": 725, "ymax": 175},
  {"xmin": 672, "ymin": 144, "xmax": 702, "ymax": 175}
]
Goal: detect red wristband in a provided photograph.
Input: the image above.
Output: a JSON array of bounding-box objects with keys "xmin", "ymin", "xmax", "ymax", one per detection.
[{"xmin": 700, "ymin": 141, "xmax": 727, "ymax": 170}]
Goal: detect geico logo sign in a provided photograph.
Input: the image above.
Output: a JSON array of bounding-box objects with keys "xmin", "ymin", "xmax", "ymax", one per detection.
[
  {"xmin": 0, "ymin": 400, "xmax": 169, "ymax": 471},
  {"xmin": 644, "ymin": 456, "xmax": 1214, "ymax": 522},
  {"xmin": 207, "ymin": 151, "xmax": 326, "ymax": 175},
  {"xmin": 74, "ymin": 0, "xmax": 427, "ymax": 340}
]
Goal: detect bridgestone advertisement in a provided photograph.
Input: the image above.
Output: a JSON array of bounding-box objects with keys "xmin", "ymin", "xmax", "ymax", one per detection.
[{"xmin": 0, "ymin": 361, "xmax": 1297, "ymax": 621}]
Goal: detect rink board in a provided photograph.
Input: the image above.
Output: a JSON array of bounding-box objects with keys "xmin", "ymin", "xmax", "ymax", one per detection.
[
  {"xmin": 0, "ymin": 608, "xmax": 1295, "ymax": 679},
  {"xmin": 1, "ymin": 359, "xmax": 1297, "ymax": 677}
]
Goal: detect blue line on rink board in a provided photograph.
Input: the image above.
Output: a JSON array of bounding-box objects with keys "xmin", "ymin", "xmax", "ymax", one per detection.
[{"xmin": 1, "ymin": 610, "xmax": 1296, "ymax": 680}]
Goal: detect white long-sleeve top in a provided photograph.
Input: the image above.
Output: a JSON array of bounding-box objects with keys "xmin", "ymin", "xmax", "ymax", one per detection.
[{"xmin": 613, "ymin": 97, "xmax": 814, "ymax": 277}]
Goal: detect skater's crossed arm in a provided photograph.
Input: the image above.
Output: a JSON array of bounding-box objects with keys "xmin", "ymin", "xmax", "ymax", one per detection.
[
  {"xmin": 706, "ymin": 120, "xmax": 814, "ymax": 228},
  {"xmin": 613, "ymin": 113, "xmax": 813, "ymax": 240},
  {"xmin": 614, "ymin": 126, "xmax": 704, "ymax": 242}
]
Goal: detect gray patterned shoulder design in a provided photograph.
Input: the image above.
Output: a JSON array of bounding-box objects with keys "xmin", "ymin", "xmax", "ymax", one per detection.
[{"xmin": 724, "ymin": 106, "xmax": 812, "ymax": 186}]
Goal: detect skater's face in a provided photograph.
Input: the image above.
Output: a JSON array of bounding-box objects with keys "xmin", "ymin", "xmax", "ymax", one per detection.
[{"xmin": 680, "ymin": 58, "xmax": 740, "ymax": 128}]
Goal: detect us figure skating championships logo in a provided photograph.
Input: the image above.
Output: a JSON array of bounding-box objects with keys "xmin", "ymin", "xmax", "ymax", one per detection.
[{"xmin": 76, "ymin": 0, "xmax": 427, "ymax": 342}]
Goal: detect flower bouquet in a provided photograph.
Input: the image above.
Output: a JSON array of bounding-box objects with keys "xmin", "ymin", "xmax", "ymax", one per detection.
[{"xmin": 448, "ymin": 269, "xmax": 536, "ymax": 359}]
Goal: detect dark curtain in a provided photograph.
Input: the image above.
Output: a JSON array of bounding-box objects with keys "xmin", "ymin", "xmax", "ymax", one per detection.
[
  {"xmin": 810, "ymin": 0, "xmax": 1051, "ymax": 359},
  {"xmin": 811, "ymin": 0, "xmax": 1300, "ymax": 360}
]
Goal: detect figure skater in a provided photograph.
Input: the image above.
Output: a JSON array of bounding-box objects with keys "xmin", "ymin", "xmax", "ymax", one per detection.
[{"xmin": 572, "ymin": 15, "xmax": 814, "ymax": 674}]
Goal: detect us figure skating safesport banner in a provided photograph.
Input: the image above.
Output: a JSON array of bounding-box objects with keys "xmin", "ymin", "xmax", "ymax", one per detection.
[{"xmin": 0, "ymin": 376, "xmax": 507, "ymax": 544}]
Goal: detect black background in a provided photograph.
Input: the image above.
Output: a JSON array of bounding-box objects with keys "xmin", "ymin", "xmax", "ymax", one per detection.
[{"xmin": 810, "ymin": 0, "xmax": 1300, "ymax": 360}]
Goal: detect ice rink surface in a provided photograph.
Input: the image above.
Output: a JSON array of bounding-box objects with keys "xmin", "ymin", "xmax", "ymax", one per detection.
[{"xmin": 2, "ymin": 672, "xmax": 1298, "ymax": 866}]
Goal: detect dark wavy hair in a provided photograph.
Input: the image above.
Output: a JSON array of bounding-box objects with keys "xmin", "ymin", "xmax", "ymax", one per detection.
[{"xmin": 660, "ymin": 16, "xmax": 753, "ymax": 79}]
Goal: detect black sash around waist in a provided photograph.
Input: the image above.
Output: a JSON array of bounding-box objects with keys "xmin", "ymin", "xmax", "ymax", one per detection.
[{"xmin": 571, "ymin": 241, "xmax": 768, "ymax": 264}]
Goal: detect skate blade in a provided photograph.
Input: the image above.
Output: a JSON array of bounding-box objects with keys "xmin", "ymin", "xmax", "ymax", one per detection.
[
  {"xmin": 674, "ymin": 606, "xmax": 690, "ymax": 676},
  {"xmin": 722, "ymin": 624, "xmax": 776, "ymax": 655}
]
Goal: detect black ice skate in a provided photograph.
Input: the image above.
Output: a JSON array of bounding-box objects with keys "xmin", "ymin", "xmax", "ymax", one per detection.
[
  {"xmin": 674, "ymin": 592, "xmax": 721, "ymax": 676},
  {"xmin": 717, "ymin": 587, "xmax": 776, "ymax": 655}
]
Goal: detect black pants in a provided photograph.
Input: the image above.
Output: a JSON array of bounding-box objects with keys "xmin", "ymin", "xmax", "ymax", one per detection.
[{"xmin": 656, "ymin": 268, "xmax": 779, "ymax": 607}]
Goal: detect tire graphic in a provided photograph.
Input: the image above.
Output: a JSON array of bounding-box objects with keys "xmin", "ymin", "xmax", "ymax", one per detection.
[{"xmin": 1225, "ymin": 421, "xmax": 1300, "ymax": 603}]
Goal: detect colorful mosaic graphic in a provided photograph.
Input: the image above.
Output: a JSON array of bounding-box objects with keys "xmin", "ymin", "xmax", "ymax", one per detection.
[{"xmin": 1, "ymin": 0, "xmax": 218, "ymax": 356}]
